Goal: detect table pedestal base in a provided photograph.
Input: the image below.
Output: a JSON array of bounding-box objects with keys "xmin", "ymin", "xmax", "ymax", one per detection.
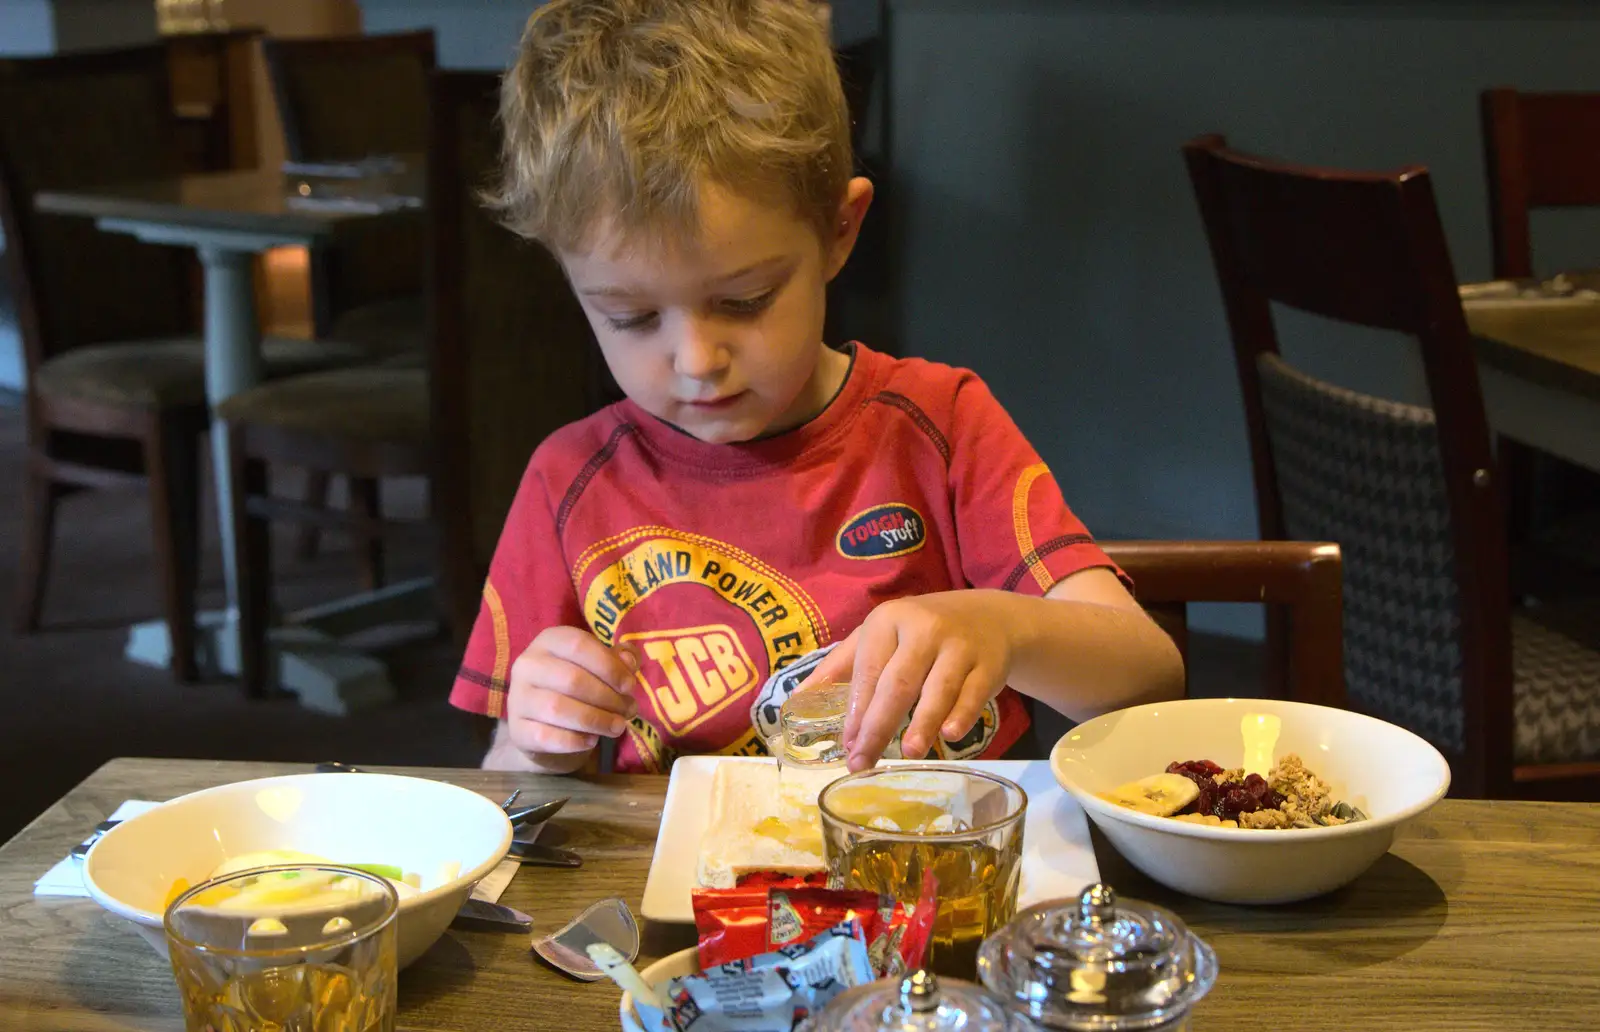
[{"xmin": 124, "ymin": 577, "xmax": 437, "ymax": 714}]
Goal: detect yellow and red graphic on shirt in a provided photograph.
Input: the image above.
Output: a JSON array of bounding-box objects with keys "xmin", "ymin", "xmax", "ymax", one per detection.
[{"xmin": 570, "ymin": 527, "xmax": 830, "ymax": 772}]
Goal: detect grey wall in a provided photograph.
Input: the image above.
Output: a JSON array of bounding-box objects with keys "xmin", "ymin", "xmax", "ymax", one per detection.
[
  {"xmin": 360, "ymin": 0, "xmax": 530, "ymax": 68},
  {"xmin": 0, "ymin": 0, "xmax": 54, "ymax": 55},
  {"xmin": 885, "ymin": 0, "xmax": 1600, "ymax": 633},
  {"xmin": 359, "ymin": 0, "xmax": 1600, "ymax": 637}
]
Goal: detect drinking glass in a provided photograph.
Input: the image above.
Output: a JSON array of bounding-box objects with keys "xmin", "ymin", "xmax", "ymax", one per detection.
[
  {"xmin": 164, "ymin": 864, "xmax": 398, "ymax": 1032},
  {"xmin": 819, "ymin": 765, "xmax": 1026, "ymax": 979},
  {"xmin": 767, "ymin": 680, "xmax": 851, "ymax": 769}
]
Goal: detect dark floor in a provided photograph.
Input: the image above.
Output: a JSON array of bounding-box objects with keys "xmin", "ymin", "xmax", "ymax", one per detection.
[{"xmin": 0, "ymin": 398, "xmax": 1264, "ymax": 844}]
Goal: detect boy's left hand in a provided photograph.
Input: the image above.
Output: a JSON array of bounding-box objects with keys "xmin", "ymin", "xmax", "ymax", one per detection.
[{"xmin": 798, "ymin": 591, "xmax": 1012, "ymax": 771}]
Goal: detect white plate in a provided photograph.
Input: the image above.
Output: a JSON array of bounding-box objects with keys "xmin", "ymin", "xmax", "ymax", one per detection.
[{"xmin": 639, "ymin": 757, "xmax": 1099, "ymax": 924}]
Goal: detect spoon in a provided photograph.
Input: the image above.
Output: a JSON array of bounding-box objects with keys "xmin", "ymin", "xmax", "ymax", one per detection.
[{"xmin": 532, "ymin": 897, "xmax": 640, "ymax": 981}]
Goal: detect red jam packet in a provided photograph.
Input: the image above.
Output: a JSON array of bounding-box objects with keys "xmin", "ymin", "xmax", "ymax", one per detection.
[
  {"xmin": 694, "ymin": 874, "xmax": 941, "ymax": 976},
  {"xmin": 692, "ymin": 888, "xmax": 770, "ymax": 968}
]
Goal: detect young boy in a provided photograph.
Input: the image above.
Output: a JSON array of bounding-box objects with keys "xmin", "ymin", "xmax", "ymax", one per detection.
[{"xmin": 451, "ymin": 0, "xmax": 1183, "ymax": 775}]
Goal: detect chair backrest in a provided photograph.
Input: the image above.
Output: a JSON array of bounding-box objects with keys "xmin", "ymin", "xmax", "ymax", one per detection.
[
  {"xmin": 1182, "ymin": 133, "xmax": 1512, "ymax": 797},
  {"xmin": 1481, "ymin": 87, "xmax": 1600, "ymax": 280},
  {"xmin": 262, "ymin": 30, "xmax": 437, "ymax": 331},
  {"xmin": 428, "ymin": 70, "xmax": 607, "ymax": 646},
  {"xmin": 262, "ymin": 30, "xmax": 436, "ymax": 163},
  {"xmin": 0, "ymin": 45, "xmax": 194, "ymax": 375},
  {"xmin": 1101, "ymin": 540, "xmax": 1345, "ymax": 710}
]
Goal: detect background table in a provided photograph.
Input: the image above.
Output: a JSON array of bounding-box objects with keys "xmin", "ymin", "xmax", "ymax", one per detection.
[
  {"xmin": 34, "ymin": 168, "xmax": 427, "ymax": 714},
  {"xmin": 2, "ymin": 759, "xmax": 1599, "ymax": 1031},
  {"xmin": 1468, "ymin": 295, "xmax": 1600, "ymax": 475}
]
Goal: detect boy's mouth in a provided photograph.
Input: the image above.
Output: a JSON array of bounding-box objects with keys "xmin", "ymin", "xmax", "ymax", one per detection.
[{"xmin": 685, "ymin": 392, "xmax": 746, "ymax": 411}]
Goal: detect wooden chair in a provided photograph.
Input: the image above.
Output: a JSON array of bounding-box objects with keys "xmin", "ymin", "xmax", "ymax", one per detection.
[
  {"xmin": 1183, "ymin": 132, "xmax": 1600, "ymax": 799},
  {"xmin": 0, "ymin": 44, "xmax": 362, "ymax": 680},
  {"xmin": 825, "ymin": 13, "xmax": 895, "ymax": 353},
  {"xmin": 226, "ymin": 69, "xmax": 604, "ymax": 698},
  {"xmin": 261, "ymin": 30, "xmax": 437, "ymax": 565},
  {"xmin": 165, "ymin": 29, "xmax": 263, "ymax": 174},
  {"xmin": 428, "ymin": 70, "xmax": 608, "ymax": 648},
  {"xmin": 262, "ymin": 30, "xmax": 435, "ymax": 351},
  {"xmin": 1102, "ymin": 540, "xmax": 1345, "ymax": 709},
  {"xmin": 1480, "ymin": 87, "xmax": 1600, "ymax": 281}
]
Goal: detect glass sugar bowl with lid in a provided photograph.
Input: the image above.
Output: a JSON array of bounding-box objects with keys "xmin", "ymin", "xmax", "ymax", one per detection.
[
  {"xmin": 976, "ymin": 883, "xmax": 1217, "ymax": 1032},
  {"xmin": 802, "ymin": 969, "xmax": 1019, "ymax": 1032}
]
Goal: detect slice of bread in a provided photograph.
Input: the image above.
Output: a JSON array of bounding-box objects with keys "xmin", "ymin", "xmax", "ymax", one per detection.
[{"xmin": 695, "ymin": 762, "xmax": 842, "ymax": 890}]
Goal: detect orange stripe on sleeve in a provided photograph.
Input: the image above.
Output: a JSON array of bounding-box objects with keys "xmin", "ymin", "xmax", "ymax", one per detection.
[
  {"xmin": 1011, "ymin": 463, "xmax": 1056, "ymax": 592},
  {"xmin": 484, "ymin": 580, "xmax": 510, "ymax": 720}
]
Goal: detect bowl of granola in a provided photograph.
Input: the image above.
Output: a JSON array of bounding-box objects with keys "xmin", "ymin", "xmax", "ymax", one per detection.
[{"xmin": 1050, "ymin": 698, "xmax": 1450, "ymax": 903}]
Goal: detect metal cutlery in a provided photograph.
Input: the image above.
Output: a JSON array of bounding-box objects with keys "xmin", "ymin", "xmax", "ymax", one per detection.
[
  {"xmin": 509, "ymin": 840, "xmax": 583, "ymax": 869},
  {"xmin": 69, "ymin": 819, "xmax": 120, "ymax": 861},
  {"xmin": 453, "ymin": 898, "xmax": 534, "ymax": 932},
  {"xmin": 506, "ymin": 797, "xmax": 567, "ymax": 829}
]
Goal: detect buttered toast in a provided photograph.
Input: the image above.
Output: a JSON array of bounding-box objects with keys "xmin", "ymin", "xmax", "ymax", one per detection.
[
  {"xmin": 696, "ymin": 762, "xmax": 838, "ymax": 889},
  {"xmin": 693, "ymin": 762, "xmax": 977, "ymax": 889}
]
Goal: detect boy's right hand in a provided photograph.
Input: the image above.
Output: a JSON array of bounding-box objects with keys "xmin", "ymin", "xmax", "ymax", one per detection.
[{"xmin": 505, "ymin": 626, "xmax": 640, "ymax": 772}]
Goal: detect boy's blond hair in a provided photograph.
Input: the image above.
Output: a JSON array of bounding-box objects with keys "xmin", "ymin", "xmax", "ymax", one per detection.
[{"xmin": 492, "ymin": 0, "xmax": 852, "ymax": 253}]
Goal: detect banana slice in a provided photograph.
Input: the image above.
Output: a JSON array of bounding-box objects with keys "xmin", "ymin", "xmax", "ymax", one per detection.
[{"xmin": 1098, "ymin": 773, "xmax": 1201, "ymax": 817}]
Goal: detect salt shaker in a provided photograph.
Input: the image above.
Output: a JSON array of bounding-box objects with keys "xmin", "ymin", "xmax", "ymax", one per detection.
[
  {"xmin": 802, "ymin": 969, "xmax": 1017, "ymax": 1032},
  {"xmin": 976, "ymin": 883, "xmax": 1217, "ymax": 1032}
]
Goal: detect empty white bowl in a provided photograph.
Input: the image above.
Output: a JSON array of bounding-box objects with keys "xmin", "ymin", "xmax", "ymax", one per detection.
[
  {"xmin": 83, "ymin": 772, "xmax": 513, "ymax": 967},
  {"xmin": 1050, "ymin": 698, "xmax": 1450, "ymax": 904}
]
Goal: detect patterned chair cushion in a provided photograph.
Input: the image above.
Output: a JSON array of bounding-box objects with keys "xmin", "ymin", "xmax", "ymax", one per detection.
[
  {"xmin": 215, "ymin": 366, "xmax": 427, "ymax": 445},
  {"xmin": 327, "ymin": 295, "xmax": 425, "ymax": 360},
  {"xmin": 1512, "ymin": 608, "xmax": 1600, "ymax": 765},
  {"xmin": 1257, "ymin": 352, "xmax": 1466, "ymax": 755},
  {"xmin": 33, "ymin": 336, "xmax": 369, "ymax": 409}
]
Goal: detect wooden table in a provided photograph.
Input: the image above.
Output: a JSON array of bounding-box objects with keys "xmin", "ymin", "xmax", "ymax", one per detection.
[
  {"xmin": 33, "ymin": 165, "xmax": 426, "ymax": 712},
  {"xmin": 1465, "ymin": 287, "xmax": 1600, "ymax": 475},
  {"xmin": 3, "ymin": 759, "xmax": 1599, "ymax": 1032}
]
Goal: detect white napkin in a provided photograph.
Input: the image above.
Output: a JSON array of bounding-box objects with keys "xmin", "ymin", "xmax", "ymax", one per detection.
[{"xmin": 33, "ymin": 800, "xmax": 161, "ymax": 897}]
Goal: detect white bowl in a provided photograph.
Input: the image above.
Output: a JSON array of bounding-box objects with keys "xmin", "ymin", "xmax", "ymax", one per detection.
[
  {"xmin": 620, "ymin": 947, "xmax": 700, "ymax": 1032},
  {"xmin": 83, "ymin": 772, "xmax": 513, "ymax": 968},
  {"xmin": 1050, "ymin": 698, "xmax": 1450, "ymax": 904}
]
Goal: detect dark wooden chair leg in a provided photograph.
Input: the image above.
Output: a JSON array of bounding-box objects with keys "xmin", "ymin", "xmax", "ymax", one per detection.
[
  {"xmin": 145, "ymin": 415, "xmax": 202, "ymax": 682},
  {"xmin": 294, "ymin": 470, "xmax": 331, "ymax": 562},
  {"xmin": 13, "ymin": 459, "xmax": 61, "ymax": 634},
  {"xmin": 350, "ymin": 476, "xmax": 385, "ymax": 591},
  {"xmin": 229, "ymin": 428, "xmax": 273, "ymax": 698}
]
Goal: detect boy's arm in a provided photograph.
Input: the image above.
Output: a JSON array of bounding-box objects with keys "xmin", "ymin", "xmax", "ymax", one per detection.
[
  {"xmin": 1026, "ymin": 567, "xmax": 1182, "ymax": 715},
  {"xmin": 808, "ymin": 369, "xmax": 1182, "ymax": 768}
]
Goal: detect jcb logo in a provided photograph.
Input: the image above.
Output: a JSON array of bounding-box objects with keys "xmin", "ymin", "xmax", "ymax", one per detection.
[{"xmin": 620, "ymin": 624, "xmax": 758, "ymax": 734}]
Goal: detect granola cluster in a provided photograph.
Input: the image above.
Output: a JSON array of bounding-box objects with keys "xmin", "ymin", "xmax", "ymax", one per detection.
[{"xmin": 1173, "ymin": 754, "xmax": 1361, "ymax": 829}]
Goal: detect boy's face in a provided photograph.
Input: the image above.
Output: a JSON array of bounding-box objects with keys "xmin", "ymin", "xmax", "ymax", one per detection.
[{"xmin": 561, "ymin": 178, "xmax": 872, "ymax": 444}]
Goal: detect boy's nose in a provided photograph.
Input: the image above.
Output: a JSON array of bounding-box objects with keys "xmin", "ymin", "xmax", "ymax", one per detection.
[{"xmin": 672, "ymin": 320, "xmax": 730, "ymax": 380}]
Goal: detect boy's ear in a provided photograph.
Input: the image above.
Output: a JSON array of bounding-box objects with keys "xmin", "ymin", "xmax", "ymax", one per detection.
[{"xmin": 824, "ymin": 176, "xmax": 875, "ymax": 282}]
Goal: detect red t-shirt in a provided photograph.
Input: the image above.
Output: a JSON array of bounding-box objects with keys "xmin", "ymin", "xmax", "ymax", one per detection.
[{"xmin": 450, "ymin": 344, "xmax": 1122, "ymax": 773}]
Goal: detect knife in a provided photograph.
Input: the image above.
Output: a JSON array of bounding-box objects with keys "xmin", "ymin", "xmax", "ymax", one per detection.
[
  {"xmin": 510, "ymin": 840, "xmax": 583, "ymax": 869},
  {"xmin": 452, "ymin": 897, "xmax": 533, "ymax": 932},
  {"xmin": 506, "ymin": 797, "xmax": 568, "ymax": 829}
]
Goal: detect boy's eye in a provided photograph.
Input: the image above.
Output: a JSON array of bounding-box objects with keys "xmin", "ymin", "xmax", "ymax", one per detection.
[
  {"xmin": 720, "ymin": 289, "xmax": 778, "ymax": 316},
  {"xmin": 606, "ymin": 311, "xmax": 658, "ymax": 332}
]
